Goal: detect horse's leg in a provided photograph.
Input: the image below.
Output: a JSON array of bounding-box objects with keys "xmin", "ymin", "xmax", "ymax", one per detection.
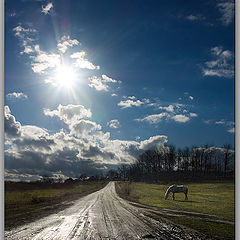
[
  {"xmin": 185, "ymin": 192, "xmax": 188, "ymax": 200},
  {"xmin": 172, "ymin": 193, "xmax": 175, "ymax": 200}
]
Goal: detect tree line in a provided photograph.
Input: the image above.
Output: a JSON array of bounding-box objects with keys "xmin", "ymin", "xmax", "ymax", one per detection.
[{"xmin": 114, "ymin": 144, "xmax": 234, "ymax": 182}]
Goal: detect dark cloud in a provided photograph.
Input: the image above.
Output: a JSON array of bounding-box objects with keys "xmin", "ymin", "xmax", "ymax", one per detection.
[
  {"xmin": 4, "ymin": 106, "xmax": 169, "ymax": 180},
  {"xmin": 4, "ymin": 106, "xmax": 21, "ymax": 138}
]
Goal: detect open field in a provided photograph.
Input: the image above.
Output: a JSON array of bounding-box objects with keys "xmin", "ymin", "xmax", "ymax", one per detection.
[
  {"xmin": 117, "ymin": 181, "xmax": 235, "ymax": 240},
  {"xmin": 5, "ymin": 180, "xmax": 108, "ymax": 229}
]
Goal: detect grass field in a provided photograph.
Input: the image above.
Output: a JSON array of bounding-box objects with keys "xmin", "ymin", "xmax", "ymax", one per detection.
[
  {"xmin": 117, "ymin": 181, "xmax": 235, "ymax": 240},
  {"xmin": 5, "ymin": 180, "xmax": 108, "ymax": 228}
]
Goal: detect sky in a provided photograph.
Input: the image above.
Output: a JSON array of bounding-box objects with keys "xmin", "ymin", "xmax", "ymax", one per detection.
[{"xmin": 4, "ymin": 0, "xmax": 235, "ymax": 181}]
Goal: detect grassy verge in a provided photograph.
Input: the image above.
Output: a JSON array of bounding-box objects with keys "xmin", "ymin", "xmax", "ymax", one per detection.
[
  {"xmin": 5, "ymin": 180, "xmax": 108, "ymax": 229},
  {"xmin": 116, "ymin": 181, "xmax": 235, "ymax": 240}
]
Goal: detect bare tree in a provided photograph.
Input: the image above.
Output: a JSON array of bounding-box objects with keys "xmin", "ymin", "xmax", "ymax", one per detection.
[{"xmin": 223, "ymin": 144, "xmax": 231, "ymax": 176}]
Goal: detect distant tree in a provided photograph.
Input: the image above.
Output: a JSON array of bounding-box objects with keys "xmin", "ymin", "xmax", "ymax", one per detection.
[
  {"xmin": 182, "ymin": 147, "xmax": 190, "ymax": 171},
  {"xmin": 166, "ymin": 145, "xmax": 176, "ymax": 171},
  {"xmin": 106, "ymin": 170, "xmax": 118, "ymax": 180},
  {"xmin": 41, "ymin": 175, "xmax": 54, "ymax": 183},
  {"xmin": 223, "ymin": 144, "xmax": 231, "ymax": 176},
  {"xmin": 176, "ymin": 148, "xmax": 182, "ymax": 171}
]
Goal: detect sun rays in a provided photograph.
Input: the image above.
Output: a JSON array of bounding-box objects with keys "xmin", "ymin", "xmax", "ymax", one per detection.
[{"xmin": 53, "ymin": 65, "xmax": 77, "ymax": 89}]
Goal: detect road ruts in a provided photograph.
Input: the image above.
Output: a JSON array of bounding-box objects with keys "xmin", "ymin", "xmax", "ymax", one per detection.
[{"xmin": 5, "ymin": 182, "xmax": 210, "ymax": 240}]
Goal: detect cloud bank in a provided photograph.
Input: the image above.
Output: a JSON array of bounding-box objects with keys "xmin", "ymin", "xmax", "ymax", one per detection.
[{"xmin": 5, "ymin": 105, "xmax": 168, "ymax": 181}]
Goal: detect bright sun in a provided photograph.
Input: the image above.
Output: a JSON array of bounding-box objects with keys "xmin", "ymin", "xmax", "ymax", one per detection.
[{"xmin": 54, "ymin": 65, "xmax": 76, "ymax": 88}]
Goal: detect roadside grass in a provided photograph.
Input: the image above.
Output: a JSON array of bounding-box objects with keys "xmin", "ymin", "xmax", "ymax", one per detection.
[
  {"xmin": 163, "ymin": 216, "xmax": 235, "ymax": 240},
  {"xmin": 5, "ymin": 180, "xmax": 108, "ymax": 228},
  {"xmin": 117, "ymin": 181, "xmax": 235, "ymax": 239}
]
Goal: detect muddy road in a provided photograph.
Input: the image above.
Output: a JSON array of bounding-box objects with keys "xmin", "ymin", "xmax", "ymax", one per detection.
[{"xmin": 5, "ymin": 182, "xmax": 210, "ymax": 240}]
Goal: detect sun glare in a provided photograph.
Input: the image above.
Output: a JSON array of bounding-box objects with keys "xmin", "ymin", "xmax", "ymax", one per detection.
[{"xmin": 54, "ymin": 65, "xmax": 76, "ymax": 88}]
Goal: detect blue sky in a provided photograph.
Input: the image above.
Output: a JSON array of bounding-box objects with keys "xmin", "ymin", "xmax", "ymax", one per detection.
[{"xmin": 4, "ymin": 0, "xmax": 235, "ymax": 180}]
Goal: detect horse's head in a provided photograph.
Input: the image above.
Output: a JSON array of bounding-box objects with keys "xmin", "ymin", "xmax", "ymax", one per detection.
[{"xmin": 164, "ymin": 188, "xmax": 170, "ymax": 200}]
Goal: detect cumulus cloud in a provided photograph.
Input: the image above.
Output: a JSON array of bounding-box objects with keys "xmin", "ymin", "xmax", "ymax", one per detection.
[
  {"xmin": 88, "ymin": 76, "xmax": 109, "ymax": 91},
  {"xmin": 4, "ymin": 106, "xmax": 21, "ymax": 138},
  {"xmin": 5, "ymin": 106, "xmax": 169, "ymax": 180},
  {"xmin": 203, "ymin": 46, "xmax": 234, "ymax": 78},
  {"xmin": 102, "ymin": 74, "xmax": 117, "ymax": 83},
  {"xmin": 41, "ymin": 2, "xmax": 53, "ymax": 15},
  {"xmin": 88, "ymin": 75, "xmax": 119, "ymax": 91},
  {"xmin": 159, "ymin": 104, "xmax": 175, "ymax": 112},
  {"xmin": 57, "ymin": 36, "xmax": 79, "ymax": 53},
  {"xmin": 118, "ymin": 99, "xmax": 144, "ymax": 109},
  {"xmin": 217, "ymin": 0, "xmax": 234, "ymax": 26},
  {"xmin": 107, "ymin": 119, "xmax": 120, "ymax": 129},
  {"xmin": 140, "ymin": 135, "xmax": 168, "ymax": 150},
  {"xmin": 70, "ymin": 119, "xmax": 102, "ymax": 138},
  {"xmin": 71, "ymin": 51, "xmax": 100, "ymax": 70},
  {"xmin": 136, "ymin": 101, "xmax": 196, "ymax": 124},
  {"xmin": 111, "ymin": 93, "xmax": 117, "ymax": 97},
  {"xmin": 31, "ymin": 45, "xmax": 61, "ymax": 73},
  {"xmin": 6, "ymin": 92, "xmax": 28, "ymax": 99},
  {"xmin": 44, "ymin": 104, "xmax": 92, "ymax": 125},
  {"xmin": 171, "ymin": 114, "xmax": 190, "ymax": 123}
]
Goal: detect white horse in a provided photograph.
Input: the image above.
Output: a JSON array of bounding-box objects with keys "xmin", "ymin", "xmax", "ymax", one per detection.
[{"xmin": 164, "ymin": 185, "xmax": 188, "ymax": 200}]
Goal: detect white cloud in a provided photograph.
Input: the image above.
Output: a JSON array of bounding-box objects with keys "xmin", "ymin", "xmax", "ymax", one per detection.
[
  {"xmin": 171, "ymin": 114, "xmax": 190, "ymax": 123},
  {"xmin": 71, "ymin": 51, "xmax": 100, "ymax": 70},
  {"xmin": 4, "ymin": 106, "xmax": 22, "ymax": 138},
  {"xmin": 31, "ymin": 45, "xmax": 60, "ymax": 73},
  {"xmin": 21, "ymin": 45, "xmax": 33, "ymax": 54},
  {"xmin": 102, "ymin": 74, "xmax": 117, "ymax": 83},
  {"xmin": 107, "ymin": 119, "xmax": 120, "ymax": 129},
  {"xmin": 186, "ymin": 14, "xmax": 205, "ymax": 21},
  {"xmin": 217, "ymin": 0, "xmax": 234, "ymax": 26},
  {"xmin": 21, "ymin": 125, "xmax": 49, "ymax": 139},
  {"xmin": 13, "ymin": 25, "xmax": 37, "ymax": 38},
  {"xmin": 140, "ymin": 135, "xmax": 168, "ymax": 150},
  {"xmin": 128, "ymin": 96, "xmax": 136, "ymax": 100},
  {"xmin": 228, "ymin": 127, "xmax": 234, "ymax": 133},
  {"xmin": 44, "ymin": 104, "xmax": 92, "ymax": 125},
  {"xmin": 13, "ymin": 25, "xmax": 38, "ymax": 55},
  {"xmin": 136, "ymin": 101, "xmax": 196, "ymax": 124},
  {"xmin": 159, "ymin": 104, "xmax": 175, "ymax": 112},
  {"xmin": 88, "ymin": 76, "xmax": 109, "ymax": 91},
  {"xmin": 189, "ymin": 96, "xmax": 194, "ymax": 100},
  {"xmin": 216, "ymin": 120, "xmax": 225, "ymax": 125},
  {"xmin": 57, "ymin": 36, "xmax": 80, "ymax": 53},
  {"xmin": 88, "ymin": 74, "xmax": 120, "ymax": 92},
  {"xmin": 190, "ymin": 113, "xmax": 198, "ymax": 117},
  {"xmin": 136, "ymin": 112, "xmax": 169, "ymax": 124},
  {"xmin": 203, "ymin": 46, "xmax": 234, "ymax": 78},
  {"xmin": 41, "ymin": 2, "xmax": 53, "ymax": 15},
  {"xmin": 215, "ymin": 119, "xmax": 235, "ymax": 134},
  {"xmin": 70, "ymin": 120, "xmax": 102, "ymax": 138},
  {"xmin": 118, "ymin": 99, "xmax": 144, "ymax": 109},
  {"xmin": 6, "ymin": 92, "xmax": 28, "ymax": 99},
  {"xmin": 111, "ymin": 93, "xmax": 117, "ymax": 97}
]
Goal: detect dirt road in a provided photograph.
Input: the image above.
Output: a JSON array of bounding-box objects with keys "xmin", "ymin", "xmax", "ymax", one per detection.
[{"xmin": 5, "ymin": 182, "xmax": 209, "ymax": 240}]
